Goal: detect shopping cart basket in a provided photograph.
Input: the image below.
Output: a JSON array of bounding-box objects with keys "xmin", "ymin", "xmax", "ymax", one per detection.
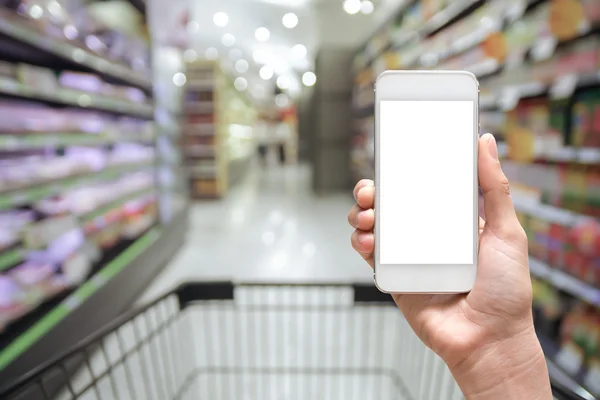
[{"xmin": 0, "ymin": 282, "xmax": 588, "ymax": 400}]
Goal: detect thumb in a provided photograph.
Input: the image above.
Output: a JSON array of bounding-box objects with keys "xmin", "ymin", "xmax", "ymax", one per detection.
[{"xmin": 478, "ymin": 133, "xmax": 520, "ymax": 237}]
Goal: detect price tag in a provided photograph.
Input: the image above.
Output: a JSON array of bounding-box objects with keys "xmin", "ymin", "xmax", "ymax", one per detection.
[
  {"xmin": 548, "ymin": 147, "xmax": 575, "ymax": 162},
  {"xmin": 556, "ymin": 344, "xmax": 583, "ymax": 375},
  {"xmin": 531, "ymin": 36, "xmax": 557, "ymax": 62},
  {"xmin": 584, "ymin": 362, "xmax": 600, "ymax": 396},
  {"xmin": 577, "ymin": 148, "xmax": 600, "ymax": 164},
  {"xmin": 64, "ymin": 295, "xmax": 82, "ymax": 310},
  {"xmin": 497, "ymin": 87, "xmax": 520, "ymax": 111},
  {"xmin": 550, "ymin": 74, "xmax": 578, "ymax": 100},
  {"xmin": 0, "ymin": 77, "xmax": 19, "ymax": 94},
  {"xmin": 2, "ymin": 136, "xmax": 20, "ymax": 150}
]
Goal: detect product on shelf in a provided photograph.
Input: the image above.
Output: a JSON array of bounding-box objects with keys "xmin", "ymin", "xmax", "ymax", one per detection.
[{"xmin": 571, "ymin": 88, "xmax": 600, "ymax": 149}]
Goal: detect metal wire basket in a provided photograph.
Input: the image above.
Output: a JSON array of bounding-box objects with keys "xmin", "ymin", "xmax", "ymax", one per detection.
[{"xmin": 0, "ymin": 282, "xmax": 586, "ymax": 400}]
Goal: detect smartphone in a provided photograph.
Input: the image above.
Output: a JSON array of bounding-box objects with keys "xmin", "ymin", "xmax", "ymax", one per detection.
[{"xmin": 374, "ymin": 71, "xmax": 479, "ymax": 293}]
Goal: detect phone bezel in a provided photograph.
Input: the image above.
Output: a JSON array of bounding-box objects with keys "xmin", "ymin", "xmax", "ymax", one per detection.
[{"xmin": 374, "ymin": 70, "xmax": 479, "ymax": 293}]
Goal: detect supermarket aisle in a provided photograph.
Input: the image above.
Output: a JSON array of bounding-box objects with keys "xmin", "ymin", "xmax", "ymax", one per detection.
[{"xmin": 139, "ymin": 164, "xmax": 371, "ymax": 302}]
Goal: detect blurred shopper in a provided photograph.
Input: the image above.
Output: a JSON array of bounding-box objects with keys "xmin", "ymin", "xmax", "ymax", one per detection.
[
  {"xmin": 348, "ymin": 133, "xmax": 553, "ymax": 400},
  {"xmin": 254, "ymin": 117, "xmax": 270, "ymax": 166}
]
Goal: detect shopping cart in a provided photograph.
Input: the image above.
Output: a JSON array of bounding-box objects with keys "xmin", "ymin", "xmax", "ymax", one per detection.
[{"xmin": 0, "ymin": 282, "xmax": 587, "ymax": 400}]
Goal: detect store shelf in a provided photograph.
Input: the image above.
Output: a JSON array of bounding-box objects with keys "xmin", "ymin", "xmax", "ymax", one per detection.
[
  {"xmin": 538, "ymin": 334, "xmax": 597, "ymax": 400},
  {"xmin": 79, "ymin": 187, "xmax": 155, "ymax": 224},
  {"xmin": 0, "ymin": 132, "xmax": 154, "ymax": 150},
  {"xmin": 529, "ymin": 257, "xmax": 600, "ymax": 307},
  {"xmin": 481, "ymin": 71, "xmax": 600, "ymax": 111},
  {"xmin": 0, "ymin": 208, "xmax": 187, "ymax": 381},
  {"xmin": 0, "ymin": 77, "xmax": 153, "ymax": 118},
  {"xmin": 0, "ymin": 162, "xmax": 153, "ymax": 210},
  {"xmin": 0, "ymin": 9, "xmax": 151, "ymax": 91}
]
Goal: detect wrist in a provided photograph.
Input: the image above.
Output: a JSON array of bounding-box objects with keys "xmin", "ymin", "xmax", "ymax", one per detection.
[{"xmin": 449, "ymin": 327, "xmax": 552, "ymax": 400}]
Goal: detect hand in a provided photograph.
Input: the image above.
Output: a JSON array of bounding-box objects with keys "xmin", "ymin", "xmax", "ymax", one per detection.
[{"xmin": 348, "ymin": 134, "xmax": 552, "ymax": 399}]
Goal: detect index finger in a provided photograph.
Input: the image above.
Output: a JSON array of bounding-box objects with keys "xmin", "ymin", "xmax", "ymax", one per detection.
[{"xmin": 353, "ymin": 179, "xmax": 373, "ymax": 201}]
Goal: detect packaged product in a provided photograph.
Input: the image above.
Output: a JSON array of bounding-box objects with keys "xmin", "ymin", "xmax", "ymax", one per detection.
[
  {"xmin": 558, "ymin": 302, "xmax": 588, "ymax": 374},
  {"xmin": 549, "ymin": 0, "xmax": 586, "ymax": 41},
  {"xmin": 548, "ymin": 220, "xmax": 570, "ymax": 269},
  {"xmin": 16, "ymin": 64, "xmax": 58, "ymax": 93},
  {"xmin": 529, "ymin": 214, "xmax": 550, "ymax": 261},
  {"xmin": 58, "ymin": 71, "xmax": 104, "ymax": 93},
  {"xmin": 571, "ymin": 88, "xmax": 600, "ymax": 149},
  {"xmin": 562, "ymin": 166, "xmax": 587, "ymax": 212},
  {"xmin": 585, "ymin": 168, "xmax": 600, "ymax": 217}
]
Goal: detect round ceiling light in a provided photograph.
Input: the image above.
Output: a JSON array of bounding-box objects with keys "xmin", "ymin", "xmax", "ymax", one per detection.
[
  {"xmin": 235, "ymin": 59, "xmax": 249, "ymax": 73},
  {"xmin": 343, "ymin": 0, "xmax": 361, "ymax": 15},
  {"xmin": 204, "ymin": 47, "xmax": 219, "ymax": 60},
  {"xmin": 259, "ymin": 66, "xmax": 274, "ymax": 80},
  {"xmin": 255, "ymin": 27, "xmax": 270, "ymax": 42},
  {"xmin": 222, "ymin": 33, "xmax": 235, "ymax": 47},
  {"xmin": 282, "ymin": 13, "xmax": 298, "ymax": 29},
  {"xmin": 275, "ymin": 93, "xmax": 289, "ymax": 108},
  {"xmin": 292, "ymin": 44, "xmax": 307, "ymax": 58},
  {"xmin": 183, "ymin": 49, "xmax": 197, "ymax": 63},
  {"xmin": 302, "ymin": 71, "xmax": 317, "ymax": 87},
  {"xmin": 187, "ymin": 20, "xmax": 200, "ymax": 34},
  {"xmin": 361, "ymin": 0, "xmax": 374, "ymax": 14},
  {"xmin": 213, "ymin": 12, "xmax": 229, "ymax": 27},
  {"xmin": 234, "ymin": 77, "xmax": 248, "ymax": 91},
  {"xmin": 276, "ymin": 75, "xmax": 291, "ymax": 90},
  {"xmin": 173, "ymin": 72, "xmax": 187, "ymax": 87}
]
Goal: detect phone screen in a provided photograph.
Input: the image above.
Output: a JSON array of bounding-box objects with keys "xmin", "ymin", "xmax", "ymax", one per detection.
[{"xmin": 379, "ymin": 100, "xmax": 475, "ymax": 265}]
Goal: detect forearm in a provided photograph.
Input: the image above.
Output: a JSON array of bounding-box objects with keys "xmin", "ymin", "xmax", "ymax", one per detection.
[{"xmin": 450, "ymin": 330, "xmax": 553, "ymax": 400}]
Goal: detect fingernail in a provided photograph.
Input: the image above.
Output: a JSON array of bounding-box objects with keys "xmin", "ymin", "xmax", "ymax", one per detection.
[{"xmin": 488, "ymin": 134, "xmax": 498, "ymax": 160}]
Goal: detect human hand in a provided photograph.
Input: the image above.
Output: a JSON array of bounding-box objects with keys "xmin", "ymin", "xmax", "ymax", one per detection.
[{"xmin": 348, "ymin": 133, "xmax": 552, "ymax": 399}]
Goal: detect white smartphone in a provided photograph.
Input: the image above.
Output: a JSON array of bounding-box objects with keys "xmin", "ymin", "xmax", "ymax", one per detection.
[{"xmin": 374, "ymin": 70, "xmax": 479, "ymax": 293}]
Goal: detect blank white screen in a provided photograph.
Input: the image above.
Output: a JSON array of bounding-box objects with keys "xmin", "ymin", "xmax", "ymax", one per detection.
[{"xmin": 379, "ymin": 101, "xmax": 474, "ymax": 265}]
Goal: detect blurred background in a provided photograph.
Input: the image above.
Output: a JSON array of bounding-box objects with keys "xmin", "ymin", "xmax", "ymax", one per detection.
[{"xmin": 0, "ymin": 0, "xmax": 599, "ymax": 398}]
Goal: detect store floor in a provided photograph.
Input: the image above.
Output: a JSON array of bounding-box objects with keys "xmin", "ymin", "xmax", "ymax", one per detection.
[{"xmin": 138, "ymin": 163, "xmax": 372, "ymax": 304}]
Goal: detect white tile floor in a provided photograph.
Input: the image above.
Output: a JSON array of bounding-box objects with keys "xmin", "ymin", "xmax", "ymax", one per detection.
[{"xmin": 139, "ymin": 164, "xmax": 372, "ymax": 303}]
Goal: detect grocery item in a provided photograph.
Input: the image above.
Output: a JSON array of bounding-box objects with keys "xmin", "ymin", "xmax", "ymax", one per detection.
[{"xmin": 571, "ymin": 88, "xmax": 600, "ymax": 149}]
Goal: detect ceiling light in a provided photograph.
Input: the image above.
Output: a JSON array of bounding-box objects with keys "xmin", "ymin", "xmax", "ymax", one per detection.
[
  {"xmin": 292, "ymin": 44, "xmax": 307, "ymax": 58},
  {"xmin": 173, "ymin": 72, "xmax": 187, "ymax": 87},
  {"xmin": 255, "ymin": 27, "xmax": 270, "ymax": 42},
  {"xmin": 259, "ymin": 66, "xmax": 274, "ymax": 80},
  {"xmin": 187, "ymin": 20, "xmax": 200, "ymax": 34},
  {"xmin": 213, "ymin": 12, "xmax": 229, "ymax": 27},
  {"xmin": 222, "ymin": 33, "xmax": 235, "ymax": 47},
  {"xmin": 229, "ymin": 48, "xmax": 242, "ymax": 61},
  {"xmin": 183, "ymin": 49, "xmax": 197, "ymax": 62},
  {"xmin": 282, "ymin": 13, "xmax": 298, "ymax": 29},
  {"xmin": 235, "ymin": 59, "xmax": 249, "ymax": 73},
  {"xmin": 275, "ymin": 93, "xmax": 289, "ymax": 108},
  {"xmin": 205, "ymin": 47, "xmax": 219, "ymax": 60},
  {"xmin": 343, "ymin": 0, "xmax": 361, "ymax": 15},
  {"xmin": 234, "ymin": 77, "xmax": 248, "ymax": 91},
  {"xmin": 302, "ymin": 71, "xmax": 317, "ymax": 87},
  {"xmin": 276, "ymin": 75, "xmax": 291, "ymax": 90},
  {"xmin": 361, "ymin": 0, "xmax": 374, "ymax": 14}
]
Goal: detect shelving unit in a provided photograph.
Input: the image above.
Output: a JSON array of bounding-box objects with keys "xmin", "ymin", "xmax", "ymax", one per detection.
[
  {"xmin": 352, "ymin": 0, "xmax": 600, "ymax": 397},
  {"xmin": 0, "ymin": 2, "xmax": 185, "ymax": 384},
  {"xmin": 183, "ymin": 60, "xmax": 224, "ymax": 199},
  {"xmin": 183, "ymin": 60, "xmax": 257, "ymax": 199}
]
